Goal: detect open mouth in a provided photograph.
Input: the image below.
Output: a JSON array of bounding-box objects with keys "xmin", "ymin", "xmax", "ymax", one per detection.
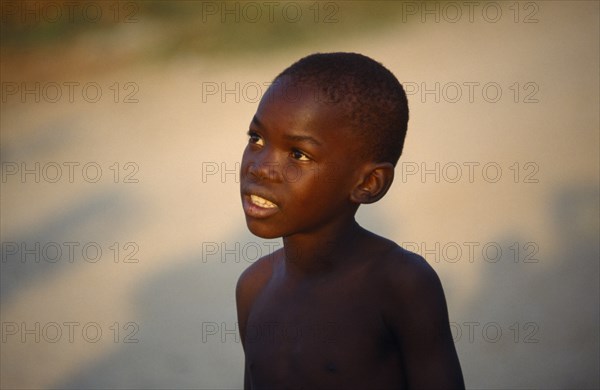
[
  {"xmin": 249, "ymin": 194, "xmax": 277, "ymax": 208},
  {"xmin": 242, "ymin": 193, "xmax": 279, "ymax": 219}
]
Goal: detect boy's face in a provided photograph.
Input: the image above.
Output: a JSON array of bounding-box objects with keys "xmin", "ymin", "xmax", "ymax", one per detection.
[{"xmin": 240, "ymin": 78, "xmax": 365, "ymax": 239}]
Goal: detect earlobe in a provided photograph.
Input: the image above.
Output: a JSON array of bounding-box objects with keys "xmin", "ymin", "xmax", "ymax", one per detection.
[{"xmin": 350, "ymin": 162, "xmax": 395, "ymax": 204}]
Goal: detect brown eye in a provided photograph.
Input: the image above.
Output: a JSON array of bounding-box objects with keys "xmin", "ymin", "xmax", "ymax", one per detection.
[
  {"xmin": 291, "ymin": 149, "xmax": 310, "ymax": 161},
  {"xmin": 248, "ymin": 131, "xmax": 264, "ymax": 146}
]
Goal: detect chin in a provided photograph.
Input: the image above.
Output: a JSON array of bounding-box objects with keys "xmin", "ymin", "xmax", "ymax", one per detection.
[{"xmin": 245, "ymin": 219, "xmax": 283, "ymax": 239}]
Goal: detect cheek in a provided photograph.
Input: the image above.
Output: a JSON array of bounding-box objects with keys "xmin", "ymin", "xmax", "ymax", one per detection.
[
  {"xmin": 279, "ymin": 163, "xmax": 305, "ymax": 183},
  {"xmin": 315, "ymin": 162, "xmax": 355, "ymax": 191},
  {"xmin": 290, "ymin": 165, "xmax": 353, "ymax": 204},
  {"xmin": 240, "ymin": 146, "xmax": 252, "ymax": 176},
  {"xmin": 241, "ymin": 144, "xmax": 251, "ymax": 160}
]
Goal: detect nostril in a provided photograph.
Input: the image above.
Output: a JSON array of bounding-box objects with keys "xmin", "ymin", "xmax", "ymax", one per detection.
[
  {"xmin": 247, "ymin": 161, "xmax": 280, "ymax": 182},
  {"xmin": 247, "ymin": 162, "xmax": 263, "ymax": 180}
]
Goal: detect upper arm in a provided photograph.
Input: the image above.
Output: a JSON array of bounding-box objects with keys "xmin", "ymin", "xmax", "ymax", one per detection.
[
  {"xmin": 235, "ymin": 253, "xmax": 275, "ymax": 347},
  {"xmin": 235, "ymin": 269, "xmax": 252, "ymax": 348},
  {"xmin": 382, "ymin": 249, "xmax": 465, "ymax": 389},
  {"xmin": 236, "ymin": 255, "xmax": 275, "ymax": 390}
]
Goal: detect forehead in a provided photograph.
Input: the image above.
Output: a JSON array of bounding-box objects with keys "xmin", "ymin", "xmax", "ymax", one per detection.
[{"xmin": 254, "ymin": 79, "xmax": 355, "ymax": 145}]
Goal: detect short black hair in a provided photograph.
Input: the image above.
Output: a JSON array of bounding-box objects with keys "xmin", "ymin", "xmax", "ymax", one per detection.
[{"xmin": 274, "ymin": 52, "xmax": 409, "ymax": 166}]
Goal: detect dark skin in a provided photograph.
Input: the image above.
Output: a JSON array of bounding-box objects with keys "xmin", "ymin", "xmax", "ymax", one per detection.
[{"xmin": 236, "ymin": 77, "xmax": 464, "ymax": 389}]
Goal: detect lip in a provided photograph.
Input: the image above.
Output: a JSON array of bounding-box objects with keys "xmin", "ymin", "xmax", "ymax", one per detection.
[{"xmin": 241, "ymin": 189, "xmax": 280, "ymax": 219}]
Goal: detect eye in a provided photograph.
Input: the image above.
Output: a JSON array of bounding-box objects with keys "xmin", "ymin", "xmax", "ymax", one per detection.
[
  {"xmin": 290, "ymin": 148, "xmax": 310, "ymax": 161},
  {"xmin": 247, "ymin": 131, "xmax": 264, "ymax": 146}
]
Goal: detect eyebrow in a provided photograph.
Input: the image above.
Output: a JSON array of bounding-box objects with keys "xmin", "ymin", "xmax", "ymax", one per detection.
[
  {"xmin": 251, "ymin": 115, "xmax": 264, "ymax": 128},
  {"xmin": 251, "ymin": 115, "xmax": 322, "ymax": 147}
]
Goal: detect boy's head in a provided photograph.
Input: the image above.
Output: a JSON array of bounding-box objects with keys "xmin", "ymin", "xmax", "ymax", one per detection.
[
  {"xmin": 241, "ymin": 52, "xmax": 409, "ymax": 238},
  {"xmin": 274, "ymin": 52, "xmax": 409, "ymax": 166}
]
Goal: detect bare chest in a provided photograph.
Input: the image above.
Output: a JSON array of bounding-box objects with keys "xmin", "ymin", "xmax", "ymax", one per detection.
[{"xmin": 244, "ymin": 274, "xmax": 401, "ymax": 387}]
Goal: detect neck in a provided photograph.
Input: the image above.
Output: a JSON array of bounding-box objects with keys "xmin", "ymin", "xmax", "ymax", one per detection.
[{"xmin": 282, "ymin": 216, "xmax": 364, "ymax": 277}]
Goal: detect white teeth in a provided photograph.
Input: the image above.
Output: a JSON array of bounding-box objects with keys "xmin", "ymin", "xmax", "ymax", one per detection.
[{"xmin": 250, "ymin": 194, "xmax": 277, "ymax": 208}]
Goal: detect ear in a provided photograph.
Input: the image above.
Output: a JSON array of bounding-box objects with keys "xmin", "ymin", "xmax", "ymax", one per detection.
[{"xmin": 350, "ymin": 162, "xmax": 395, "ymax": 204}]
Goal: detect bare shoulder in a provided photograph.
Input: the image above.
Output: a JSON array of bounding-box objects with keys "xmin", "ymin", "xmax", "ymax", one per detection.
[
  {"xmin": 369, "ymin": 241, "xmax": 446, "ymax": 313},
  {"xmin": 365, "ymin": 233, "xmax": 439, "ymax": 283},
  {"xmin": 236, "ymin": 248, "xmax": 280, "ymax": 304},
  {"xmin": 379, "ymin": 244, "xmax": 441, "ymax": 288},
  {"xmin": 237, "ymin": 249, "xmax": 282, "ymax": 288}
]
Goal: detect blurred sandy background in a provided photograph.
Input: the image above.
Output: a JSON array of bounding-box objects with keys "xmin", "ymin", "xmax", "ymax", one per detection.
[{"xmin": 1, "ymin": 1, "xmax": 598, "ymax": 389}]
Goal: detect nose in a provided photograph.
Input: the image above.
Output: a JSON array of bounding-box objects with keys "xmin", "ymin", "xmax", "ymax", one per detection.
[
  {"xmin": 245, "ymin": 149, "xmax": 282, "ymax": 183},
  {"xmin": 248, "ymin": 161, "xmax": 281, "ymax": 182}
]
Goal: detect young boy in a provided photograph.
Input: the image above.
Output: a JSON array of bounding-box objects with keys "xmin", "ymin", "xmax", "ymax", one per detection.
[{"xmin": 236, "ymin": 52, "xmax": 464, "ymax": 389}]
